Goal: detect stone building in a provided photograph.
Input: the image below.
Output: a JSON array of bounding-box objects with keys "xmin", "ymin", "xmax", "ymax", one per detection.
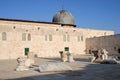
[
  {"xmin": 86, "ymin": 34, "xmax": 120, "ymax": 55},
  {"xmin": 0, "ymin": 10, "xmax": 114, "ymax": 60}
]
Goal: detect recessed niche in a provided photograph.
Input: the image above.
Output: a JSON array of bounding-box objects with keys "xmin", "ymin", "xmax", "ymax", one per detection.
[
  {"xmin": 38, "ymin": 27, "xmax": 40, "ymax": 30},
  {"xmin": 13, "ymin": 26, "xmax": 16, "ymax": 29}
]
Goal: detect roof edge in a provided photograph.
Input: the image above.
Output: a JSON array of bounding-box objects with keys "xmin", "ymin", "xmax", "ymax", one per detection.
[{"xmin": 0, "ymin": 18, "xmax": 76, "ymax": 27}]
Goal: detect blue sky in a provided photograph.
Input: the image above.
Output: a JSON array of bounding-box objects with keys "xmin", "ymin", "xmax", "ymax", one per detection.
[{"xmin": 0, "ymin": 0, "xmax": 120, "ymax": 34}]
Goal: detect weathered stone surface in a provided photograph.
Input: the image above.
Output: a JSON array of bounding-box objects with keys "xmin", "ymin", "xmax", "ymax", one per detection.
[
  {"xmin": 27, "ymin": 52, "xmax": 34, "ymax": 59},
  {"xmin": 17, "ymin": 57, "xmax": 27, "ymax": 66},
  {"xmin": 39, "ymin": 63, "xmax": 72, "ymax": 72},
  {"xmin": 27, "ymin": 52, "xmax": 35, "ymax": 65},
  {"xmin": 15, "ymin": 56, "xmax": 35, "ymax": 71},
  {"xmin": 15, "ymin": 65, "xmax": 29, "ymax": 71},
  {"xmin": 101, "ymin": 48, "xmax": 108, "ymax": 60},
  {"xmin": 17, "ymin": 57, "xmax": 33, "ymax": 67},
  {"xmin": 67, "ymin": 53, "xmax": 75, "ymax": 62},
  {"xmin": 59, "ymin": 51, "xmax": 68, "ymax": 62},
  {"xmin": 24, "ymin": 59, "xmax": 32, "ymax": 67},
  {"xmin": 0, "ymin": 18, "xmax": 114, "ymax": 60}
]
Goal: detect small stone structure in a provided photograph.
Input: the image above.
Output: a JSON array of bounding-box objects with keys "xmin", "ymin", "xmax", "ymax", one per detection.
[
  {"xmin": 89, "ymin": 48, "xmax": 119, "ymax": 64},
  {"xmin": 90, "ymin": 50, "xmax": 101, "ymax": 63},
  {"xmin": 15, "ymin": 52, "xmax": 35, "ymax": 71},
  {"xmin": 27, "ymin": 52, "xmax": 35, "ymax": 65},
  {"xmin": 59, "ymin": 51, "xmax": 75, "ymax": 62},
  {"xmin": 15, "ymin": 57, "xmax": 29, "ymax": 71},
  {"xmin": 59, "ymin": 51, "xmax": 68, "ymax": 62},
  {"xmin": 101, "ymin": 48, "xmax": 108, "ymax": 60},
  {"xmin": 66, "ymin": 51, "xmax": 75, "ymax": 62},
  {"xmin": 90, "ymin": 48, "xmax": 109, "ymax": 63}
]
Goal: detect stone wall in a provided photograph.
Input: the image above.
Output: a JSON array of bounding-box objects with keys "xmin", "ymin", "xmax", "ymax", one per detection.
[
  {"xmin": 0, "ymin": 19, "xmax": 114, "ymax": 59},
  {"xmin": 86, "ymin": 34, "xmax": 120, "ymax": 54}
]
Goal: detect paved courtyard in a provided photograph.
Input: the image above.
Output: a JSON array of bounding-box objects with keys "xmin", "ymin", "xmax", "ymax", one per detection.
[{"xmin": 0, "ymin": 55, "xmax": 120, "ymax": 80}]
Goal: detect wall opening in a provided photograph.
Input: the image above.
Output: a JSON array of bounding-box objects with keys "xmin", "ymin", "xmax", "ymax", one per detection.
[
  {"xmin": 24, "ymin": 48, "xmax": 29, "ymax": 55},
  {"xmin": 64, "ymin": 47, "xmax": 69, "ymax": 51},
  {"xmin": 2, "ymin": 32, "xmax": 6, "ymax": 41},
  {"xmin": 118, "ymin": 48, "xmax": 120, "ymax": 53}
]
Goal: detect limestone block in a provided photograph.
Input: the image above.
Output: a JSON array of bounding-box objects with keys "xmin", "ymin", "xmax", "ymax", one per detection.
[
  {"xmin": 17, "ymin": 56, "xmax": 34, "ymax": 67},
  {"xmin": 39, "ymin": 63, "xmax": 72, "ymax": 72},
  {"xmin": 27, "ymin": 52, "xmax": 34, "ymax": 59},
  {"xmin": 24, "ymin": 59, "xmax": 31, "ymax": 67},
  {"xmin": 101, "ymin": 54, "xmax": 108, "ymax": 60},
  {"xmin": 15, "ymin": 56, "xmax": 35, "ymax": 71},
  {"xmin": 17, "ymin": 57, "xmax": 27, "ymax": 66},
  {"xmin": 30, "ymin": 59, "xmax": 35, "ymax": 65},
  {"xmin": 67, "ymin": 54, "xmax": 75, "ymax": 62},
  {"xmin": 27, "ymin": 52, "xmax": 35, "ymax": 65},
  {"xmin": 15, "ymin": 65, "xmax": 29, "ymax": 71},
  {"xmin": 59, "ymin": 51, "xmax": 67, "ymax": 62}
]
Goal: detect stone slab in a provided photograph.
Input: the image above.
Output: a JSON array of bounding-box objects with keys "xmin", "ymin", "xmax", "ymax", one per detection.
[{"xmin": 39, "ymin": 63, "xmax": 72, "ymax": 72}]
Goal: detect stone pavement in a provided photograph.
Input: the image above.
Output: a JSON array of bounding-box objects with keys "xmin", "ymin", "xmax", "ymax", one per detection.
[{"xmin": 0, "ymin": 55, "xmax": 120, "ymax": 80}]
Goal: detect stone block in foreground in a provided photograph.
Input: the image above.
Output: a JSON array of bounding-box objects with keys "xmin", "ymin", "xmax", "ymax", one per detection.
[{"xmin": 39, "ymin": 63, "xmax": 72, "ymax": 72}]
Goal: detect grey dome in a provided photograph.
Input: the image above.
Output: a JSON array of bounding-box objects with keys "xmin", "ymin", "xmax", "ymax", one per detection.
[{"xmin": 52, "ymin": 10, "xmax": 75, "ymax": 25}]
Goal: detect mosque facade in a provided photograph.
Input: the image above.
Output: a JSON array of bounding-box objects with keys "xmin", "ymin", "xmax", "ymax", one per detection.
[{"xmin": 0, "ymin": 10, "xmax": 114, "ymax": 60}]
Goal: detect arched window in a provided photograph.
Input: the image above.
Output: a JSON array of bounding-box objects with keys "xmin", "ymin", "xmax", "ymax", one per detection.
[
  {"xmin": 81, "ymin": 36, "xmax": 84, "ymax": 41},
  {"xmin": 77, "ymin": 35, "xmax": 84, "ymax": 42},
  {"xmin": 2, "ymin": 32, "xmax": 6, "ymax": 41},
  {"xmin": 49, "ymin": 34, "xmax": 52, "ymax": 41},
  {"xmin": 77, "ymin": 36, "xmax": 80, "ymax": 42},
  {"xmin": 63, "ymin": 35, "xmax": 66, "ymax": 42},
  {"xmin": 45, "ymin": 35, "xmax": 47, "ymax": 41},
  {"xmin": 63, "ymin": 34, "xmax": 70, "ymax": 42},
  {"xmin": 22, "ymin": 33, "xmax": 26, "ymax": 41},
  {"xmin": 67, "ymin": 35, "xmax": 70, "ymax": 42},
  {"xmin": 28, "ymin": 33, "xmax": 31, "ymax": 41},
  {"xmin": 45, "ymin": 34, "xmax": 53, "ymax": 41}
]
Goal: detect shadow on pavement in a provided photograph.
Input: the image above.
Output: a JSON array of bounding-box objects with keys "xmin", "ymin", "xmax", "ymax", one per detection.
[
  {"xmin": 1, "ymin": 56, "xmax": 120, "ymax": 80},
  {"xmin": 9, "ymin": 62, "xmax": 120, "ymax": 80}
]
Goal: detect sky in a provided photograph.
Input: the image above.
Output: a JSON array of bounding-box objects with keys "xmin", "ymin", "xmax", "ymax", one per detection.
[{"xmin": 0, "ymin": 0, "xmax": 120, "ymax": 34}]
